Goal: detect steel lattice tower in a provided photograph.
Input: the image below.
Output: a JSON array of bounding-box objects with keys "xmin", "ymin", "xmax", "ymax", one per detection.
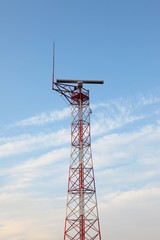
[{"xmin": 53, "ymin": 79, "xmax": 103, "ymax": 240}]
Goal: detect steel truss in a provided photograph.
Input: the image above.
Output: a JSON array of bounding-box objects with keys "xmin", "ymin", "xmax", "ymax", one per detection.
[{"xmin": 53, "ymin": 81, "xmax": 101, "ymax": 240}]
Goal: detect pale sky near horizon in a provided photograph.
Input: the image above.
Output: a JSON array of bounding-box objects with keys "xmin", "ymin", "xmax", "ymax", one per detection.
[{"xmin": 0, "ymin": 0, "xmax": 160, "ymax": 239}]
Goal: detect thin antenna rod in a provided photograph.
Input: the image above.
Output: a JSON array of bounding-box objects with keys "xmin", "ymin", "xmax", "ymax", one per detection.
[{"xmin": 52, "ymin": 42, "xmax": 55, "ymax": 90}]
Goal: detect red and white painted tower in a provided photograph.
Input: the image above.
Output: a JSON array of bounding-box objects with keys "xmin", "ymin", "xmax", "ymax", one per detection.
[{"xmin": 53, "ymin": 79, "xmax": 103, "ymax": 240}]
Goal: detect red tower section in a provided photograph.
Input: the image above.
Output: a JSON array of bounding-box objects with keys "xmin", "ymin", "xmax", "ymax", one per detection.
[{"xmin": 53, "ymin": 79, "xmax": 103, "ymax": 240}]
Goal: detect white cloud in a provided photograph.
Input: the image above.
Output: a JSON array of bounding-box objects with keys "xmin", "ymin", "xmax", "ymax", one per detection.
[
  {"xmin": 91, "ymin": 93, "xmax": 160, "ymax": 135},
  {"xmin": 0, "ymin": 128, "xmax": 69, "ymax": 159},
  {"xmin": 0, "ymin": 194, "xmax": 65, "ymax": 240},
  {"xmin": 93, "ymin": 122, "xmax": 160, "ymax": 168},
  {"xmin": 11, "ymin": 107, "xmax": 70, "ymax": 127},
  {"xmin": 99, "ymin": 187, "xmax": 160, "ymax": 240},
  {"xmin": 0, "ymin": 147, "xmax": 69, "ymax": 192}
]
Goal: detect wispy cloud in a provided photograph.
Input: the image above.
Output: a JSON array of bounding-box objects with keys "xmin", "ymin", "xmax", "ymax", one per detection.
[
  {"xmin": 0, "ymin": 128, "xmax": 69, "ymax": 159},
  {"xmin": 93, "ymin": 122, "xmax": 160, "ymax": 167},
  {"xmin": 0, "ymin": 147, "xmax": 69, "ymax": 194},
  {"xmin": 11, "ymin": 107, "xmax": 70, "ymax": 127},
  {"xmin": 91, "ymin": 93, "xmax": 160, "ymax": 135}
]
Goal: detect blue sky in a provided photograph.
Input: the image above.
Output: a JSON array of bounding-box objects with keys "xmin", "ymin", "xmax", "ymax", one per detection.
[{"xmin": 0, "ymin": 0, "xmax": 160, "ymax": 239}]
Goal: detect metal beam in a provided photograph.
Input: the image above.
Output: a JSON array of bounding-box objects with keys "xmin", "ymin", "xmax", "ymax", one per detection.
[{"xmin": 56, "ymin": 79, "xmax": 104, "ymax": 84}]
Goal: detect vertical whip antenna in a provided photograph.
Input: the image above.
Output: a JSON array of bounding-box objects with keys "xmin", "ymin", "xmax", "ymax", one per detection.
[{"xmin": 52, "ymin": 42, "xmax": 55, "ymax": 90}]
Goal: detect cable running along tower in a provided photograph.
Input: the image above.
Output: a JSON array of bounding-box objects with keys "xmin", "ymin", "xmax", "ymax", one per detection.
[{"xmin": 52, "ymin": 74, "xmax": 103, "ymax": 239}]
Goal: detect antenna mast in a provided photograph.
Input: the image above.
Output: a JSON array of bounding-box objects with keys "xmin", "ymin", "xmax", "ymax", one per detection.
[
  {"xmin": 52, "ymin": 42, "xmax": 55, "ymax": 90},
  {"xmin": 53, "ymin": 78, "xmax": 103, "ymax": 240}
]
